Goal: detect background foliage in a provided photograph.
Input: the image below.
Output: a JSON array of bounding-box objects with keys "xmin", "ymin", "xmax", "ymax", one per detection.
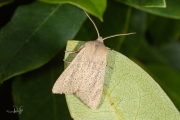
[{"xmin": 0, "ymin": 0, "xmax": 180, "ymax": 119}]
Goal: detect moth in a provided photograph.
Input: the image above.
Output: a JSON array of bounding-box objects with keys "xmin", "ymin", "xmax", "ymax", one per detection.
[{"xmin": 52, "ymin": 11, "xmax": 134, "ymax": 109}]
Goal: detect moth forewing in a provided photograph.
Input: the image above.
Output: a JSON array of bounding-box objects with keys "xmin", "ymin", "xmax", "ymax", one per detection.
[
  {"xmin": 52, "ymin": 39, "xmax": 108, "ymax": 109},
  {"xmin": 75, "ymin": 40, "xmax": 108, "ymax": 109},
  {"xmin": 52, "ymin": 46, "xmax": 87, "ymax": 94}
]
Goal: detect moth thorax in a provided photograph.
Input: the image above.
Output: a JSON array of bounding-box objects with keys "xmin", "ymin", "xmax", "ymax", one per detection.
[{"xmin": 96, "ymin": 36, "xmax": 103, "ymax": 43}]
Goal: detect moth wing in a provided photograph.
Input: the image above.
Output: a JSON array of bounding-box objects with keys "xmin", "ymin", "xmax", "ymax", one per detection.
[
  {"xmin": 52, "ymin": 47, "xmax": 88, "ymax": 94},
  {"xmin": 75, "ymin": 57, "xmax": 107, "ymax": 109}
]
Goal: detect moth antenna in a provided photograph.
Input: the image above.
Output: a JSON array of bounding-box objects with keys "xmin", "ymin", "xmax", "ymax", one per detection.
[
  {"xmin": 103, "ymin": 32, "xmax": 136, "ymax": 41},
  {"xmin": 84, "ymin": 11, "xmax": 100, "ymax": 38}
]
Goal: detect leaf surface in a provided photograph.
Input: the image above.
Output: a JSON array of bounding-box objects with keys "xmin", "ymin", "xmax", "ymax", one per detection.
[
  {"xmin": 160, "ymin": 42, "xmax": 180, "ymax": 72},
  {"xmin": 12, "ymin": 54, "xmax": 72, "ymax": 120},
  {"xmin": 147, "ymin": 15, "xmax": 180, "ymax": 46},
  {"xmin": 0, "ymin": 1, "xmax": 86, "ymax": 83},
  {"xmin": 39, "ymin": 0, "xmax": 106, "ymax": 20},
  {"xmin": 65, "ymin": 40, "xmax": 180, "ymax": 120},
  {"xmin": 145, "ymin": 64, "xmax": 180, "ymax": 111},
  {"xmin": 116, "ymin": 0, "xmax": 166, "ymax": 7},
  {"xmin": 117, "ymin": 0, "xmax": 180, "ymax": 19}
]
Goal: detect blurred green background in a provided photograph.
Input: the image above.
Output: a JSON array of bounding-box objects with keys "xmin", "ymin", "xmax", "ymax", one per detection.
[{"xmin": 0, "ymin": 0, "xmax": 179, "ymax": 119}]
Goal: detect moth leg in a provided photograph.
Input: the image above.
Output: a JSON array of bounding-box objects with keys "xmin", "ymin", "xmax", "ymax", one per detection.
[
  {"xmin": 106, "ymin": 47, "xmax": 111, "ymax": 50},
  {"xmin": 106, "ymin": 65, "xmax": 113, "ymax": 70},
  {"xmin": 63, "ymin": 59, "xmax": 71, "ymax": 64},
  {"xmin": 65, "ymin": 45, "xmax": 84, "ymax": 53},
  {"xmin": 104, "ymin": 82, "xmax": 108, "ymax": 87},
  {"xmin": 107, "ymin": 47, "xmax": 115, "ymax": 51}
]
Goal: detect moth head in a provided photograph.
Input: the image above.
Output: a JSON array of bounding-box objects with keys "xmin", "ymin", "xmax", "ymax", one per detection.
[{"xmin": 97, "ymin": 36, "xmax": 103, "ymax": 43}]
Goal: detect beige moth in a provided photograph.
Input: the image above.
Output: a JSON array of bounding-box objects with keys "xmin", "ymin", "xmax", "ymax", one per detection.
[{"xmin": 52, "ymin": 11, "xmax": 134, "ymax": 109}]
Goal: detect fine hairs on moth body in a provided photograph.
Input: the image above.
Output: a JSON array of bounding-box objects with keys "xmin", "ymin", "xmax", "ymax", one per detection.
[{"xmin": 52, "ymin": 11, "xmax": 135, "ymax": 109}]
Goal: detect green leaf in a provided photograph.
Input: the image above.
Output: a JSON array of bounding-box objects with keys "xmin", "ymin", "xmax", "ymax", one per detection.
[
  {"xmin": 120, "ymin": 8, "xmax": 146, "ymax": 57},
  {"xmin": 135, "ymin": 40, "xmax": 170, "ymax": 65},
  {"xmin": 0, "ymin": 0, "xmax": 13, "ymax": 7},
  {"xmin": 65, "ymin": 40, "xmax": 180, "ymax": 120},
  {"xmin": 116, "ymin": 0, "xmax": 166, "ymax": 7},
  {"xmin": 0, "ymin": 1, "xmax": 86, "ymax": 83},
  {"xmin": 135, "ymin": 40, "xmax": 180, "ymax": 72},
  {"xmin": 160, "ymin": 42, "xmax": 180, "ymax": 72},
  {"xmin": 12, "ymin": 54, "xmax": 72, "ymax": 120},
  {"xmin": 117, "ymin": 0, "xmax": 180, "ymax": 19},
  {"xmin": 145, "ymin": 64, "xmax": 180, "ymax": 111},
  {"xmin": 147, "ymin": 15, "xmax": 180, "ymax": 46},
  {"xmin": 39, "ymin": 0, "xmax": 106, "ymax": 20}
]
